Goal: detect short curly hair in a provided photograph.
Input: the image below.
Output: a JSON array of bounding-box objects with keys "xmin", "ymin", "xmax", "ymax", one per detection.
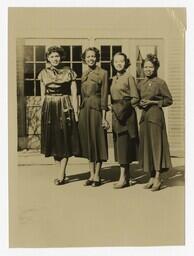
[
  {"xmin": 45, "ymin": 46, "xmax": 65, "ymax": 62},
  {"xmin": 111, "ymin": 52, "xmax": 131, "ymax": 70},
  {"xmin": 81, "ymin": 47, "xmax": 100, "ymax": 63},
  {"xmin": 142, "ymin": 54, "xmax": 160, "ymax": 70}
]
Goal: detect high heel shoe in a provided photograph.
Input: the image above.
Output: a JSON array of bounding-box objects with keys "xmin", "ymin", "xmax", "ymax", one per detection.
[
  {"xmin": 151, "ymin": 179, "xmax": 162, "ymax": 192},
  {"xmin": 84, "ymin": 179, "xmax": 94, "ymax": 186},
  {"xmin": 92, "ymin": 180, "xmax": 101, "ymax": 187},
  {"xmin": 54, "ymin": 178, "xmax": 67, "ymax": 186},
  {"xmin": 143, "ymin": 177, "xmax": 155, "ymax": 189},
  {"xmin": 113, "ymin": 181, "xmax": 129, "ymax": 189}
]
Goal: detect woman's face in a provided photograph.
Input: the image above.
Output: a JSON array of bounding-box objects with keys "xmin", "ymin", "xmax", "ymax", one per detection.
[
  {"xmin": 113, "ymin": 54, "xmax": 126, "ymax": 72},
  {"xmin": 143, "ymin": 61, "xmax": 155, "ymax": 77},
  {"xmin": 85, "ymin": 50, "xmax": 97, "ymax": 67},
  {"xmin": 47, "ymin": 52, "xmax": 61, "ymax": 67}
]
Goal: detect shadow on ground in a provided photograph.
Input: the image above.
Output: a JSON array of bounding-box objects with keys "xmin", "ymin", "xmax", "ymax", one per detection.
[{"xmin": 66, "ymin": 162, "xmax": 185, "ymax": 188}]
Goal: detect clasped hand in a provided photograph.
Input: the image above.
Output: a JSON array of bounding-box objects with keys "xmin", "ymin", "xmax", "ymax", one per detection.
[
  {"xmin": 102, "ymin": 119, "xmax": 110, "ymax": 130},
  {"xmin": 139, "ymin": 99, "xmax": 157, "ymax": 108}
]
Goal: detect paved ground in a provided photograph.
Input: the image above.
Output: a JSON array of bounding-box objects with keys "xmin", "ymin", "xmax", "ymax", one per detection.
[{"xmin": 9, "ymin": 150, "xmax": 185, "ymax": 247}]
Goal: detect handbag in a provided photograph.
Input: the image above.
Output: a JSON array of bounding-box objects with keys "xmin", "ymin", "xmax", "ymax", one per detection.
[{"xmin": 112, "ymin": 98, "xmax": 132, "ymax": 123}]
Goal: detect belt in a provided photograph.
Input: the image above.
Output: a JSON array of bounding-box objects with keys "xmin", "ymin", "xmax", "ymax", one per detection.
[{"xmin": 112, "ymin": 98, "xmax": 131, "ymax": 104}]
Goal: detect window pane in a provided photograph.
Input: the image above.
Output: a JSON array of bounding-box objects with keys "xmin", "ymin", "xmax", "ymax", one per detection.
[
  {"xmin": 76, "ymin": 79, "xmax": 81, "ymax": 95},
  {"xmin": 36, "ymin": 63, "xmax": 46, "ymax": 78},
  {"xmin": 24, "ymin": 80, "xmax": 34, "ymax": 96},
  {"xmin": 24, "ymin": 46, "xmax": 33, "ymax": 61},
  {"xmin": 101, "ymin": 46, "xmax": 110, "ymax": 61},
  {"xmin": 36, "ymin": 80, "xmax": 41, "ymax": 96},
  {"xmin": 61, "ymin": 46, "xmax": 70, "ymax": 61},
  {"xmin": 72, "ymin": 63, "xmax": 82, "ymax": 78},
  {"xmin": 24, "ymin": 63, "xmax": 34, "ymax": 79},
  {"xmin": 112, "ymin": 45, "xmax": 122, "ymax": 57},
  {"xmin": 35, "ymin": 46, "xmax": 45, "ymax": 61},
  {"xmin": 72, "ymin": 46, "xmax": 82, "ymax": 61},
  {"xmin": 61, "ymin": 62, "xmax": 71, "ymax": 68},
  {"xmin": 101, "ymin": 62, "xmax": 110, "ymax": 78},
  {"xmin": 136, "ymin": 46, "xmax": 157, "ymax": 80}
]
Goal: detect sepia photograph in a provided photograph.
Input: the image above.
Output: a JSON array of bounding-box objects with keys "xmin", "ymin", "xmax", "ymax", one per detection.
[{"xmin": 7, "ymin": 5, "xmax": 186, "ymax": 251}]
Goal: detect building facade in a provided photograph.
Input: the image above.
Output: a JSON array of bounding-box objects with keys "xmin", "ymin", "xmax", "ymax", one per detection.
[{"xmin": 11, "ymin": 8, "xmax": 185, "ymax": 156}]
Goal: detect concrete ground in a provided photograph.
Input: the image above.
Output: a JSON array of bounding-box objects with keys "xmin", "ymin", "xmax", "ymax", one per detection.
[{"xmin": 10, "ymin": 149, "xmax": 184, "ymax": 247}]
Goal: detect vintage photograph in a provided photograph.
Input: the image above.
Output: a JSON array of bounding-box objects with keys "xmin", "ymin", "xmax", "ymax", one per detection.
[{"xmin": 9, "ymin": 7, "xmax": 185, "ymax": 247}]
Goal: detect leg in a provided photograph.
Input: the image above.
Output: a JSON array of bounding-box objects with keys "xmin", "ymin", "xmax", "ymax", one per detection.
[
  {"xmin": 92, "ymin": 162, "xmax": 102, "ymax": 187},
  {"xmin": 54, "ymin": 157, "xmax": 69, "ymax": 185},
  {"xmin": 93, "ymin": 162, "xmax": 102, "ymax": 181},
  {"xmin": 151, "ymin": 170, "xmax": 162, "ymax": 191},
  {"xmin": 114, "ymin": 164, "xmax": 130, "ymax": 189},
  {"xmin": 143, "ymin": 169, "xmax": 156, "ymax": 189},
  {"xmin": 84, "ymin": 161, "xmax": 95, "ymax": 186}
]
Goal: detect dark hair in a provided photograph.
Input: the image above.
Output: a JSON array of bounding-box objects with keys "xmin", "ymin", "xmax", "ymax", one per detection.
[
  {"xmin": 45, "ymin": 46, "xmax": 65, "ymax": 62},
  {"xmin": 111, "ymin": 52, "xmax": 131, "ymax": 70},
  {"xmin": 142, "ymin": 54, "xmax": 160, "ymax": 70},
  {"xmin": 81, "ymin": 47, "xmax": 100, "ymax": 63}
]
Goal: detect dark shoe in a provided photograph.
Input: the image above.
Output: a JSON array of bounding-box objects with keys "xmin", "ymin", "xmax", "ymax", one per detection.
[
  {"xmin": 92, "ymin": 180, "xmax": 101, "ymax": 187},
  {"xmin": 113, "ymin": 181, "xmax": 129, "ymax": 189},
  {"xmin": 54, "ymin": 178, "xmax": 66, "ymax": 186},
  {"xmin": 143, "ymin": 178, "xmax": 155, "ymax": 189},
  {"xmin": 151, "ymin": 179, "xmax": 162, "ymax": 192},
  {"xmin": 84, "ymin": 179, "xmax": 94, "ymax": 186}
]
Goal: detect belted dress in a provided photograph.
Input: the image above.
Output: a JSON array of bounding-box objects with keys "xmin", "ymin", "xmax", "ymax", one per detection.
[
  {"xmin": 137, "ymin": 76, "xmax": 173, "ymax": 174},
  {"xmin": 78, "ymin": 66, "xmax": 109, "ymax": 162},
  {"xmin": 110, "ymin": 72, "xmax": 139, "ymax": 165},
  {"xmin": 38, "ymin": 66, "xmax": 80, "ymax": 160}
]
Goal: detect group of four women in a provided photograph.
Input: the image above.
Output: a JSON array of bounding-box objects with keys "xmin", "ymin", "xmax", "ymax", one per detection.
[{"xmin": 38, "ymin": 46, "xmax": 173, "ymax": 192}]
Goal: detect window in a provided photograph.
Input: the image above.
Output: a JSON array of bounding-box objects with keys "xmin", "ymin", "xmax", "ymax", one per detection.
[
  {"xmin": 136, "ymin": 45, "xmax": 158, "ymax": 83},
  {"xmin": 24, "ymin": 44, "xmax": 83, "ymax": 96},
  {"xmin": 24, "ymin": 45, "xmax": 45, "ymax": 96},
  {"xmin": 100, "ymin": 45, "xmax": 122, "ymax": 80}
]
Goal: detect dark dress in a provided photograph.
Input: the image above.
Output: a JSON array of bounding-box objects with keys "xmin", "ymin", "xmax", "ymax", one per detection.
[
  {"xmin": 110, "ymin": 72, "xmax": 139, "ymax": 165},
  {"xmin": 38, "ymin": 66, "xmax": 80, "ymax": 160},
  {"xmin": 137, "ymin": 76, "xmax": 173, "ymax": 174},
  {"xmin": 78, "ymin": 66, "xmax": 108, "ymax": 162}
]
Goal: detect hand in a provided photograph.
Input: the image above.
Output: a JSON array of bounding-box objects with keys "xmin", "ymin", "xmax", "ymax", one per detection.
[
  {"xmin": 139, "ymin": 99, "xmax": 156, "ymax": 108},
  {"xmin": 74, "ymin": 113, "xmax": 79, "ymax": 122},
  {"xmin": 102, "ymin": 119, "xmax": 110, "ymax": 130}
]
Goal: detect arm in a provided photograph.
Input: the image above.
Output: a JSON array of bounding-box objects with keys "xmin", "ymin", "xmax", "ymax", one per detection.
[
  {"xmin": 128, "ymin": 75, "xmax": 140, "ymax": 107},
  {"xmin": 101, "ymin": 70, "xmax": 109, "ymax": 129},
  {"xmin": 139, "ymin": 80, "xmax": 173, "ymax": 109},
  {"xmin": 158, "ymin": 80, "xmax": 173, "ymax": 107},
  {"xmin": 71, "ymin": 80, "xmax": 79, "ymax": 122}
]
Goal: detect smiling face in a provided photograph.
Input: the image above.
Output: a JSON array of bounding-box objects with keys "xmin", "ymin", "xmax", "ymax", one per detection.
[
  {"xmin": 85, "ymin": 50, "xmax": 97, "ymax": 68},
  {"xmin": 47, "ymin": 51, "xmax": 61, "ymax": 67},
  {"xmin": 143, "ymin": 60, "xmax": 155, "ymax": 77},
  {"xmin": 113, "ymin": 54, "xmax": 126, "ymax": 73}
]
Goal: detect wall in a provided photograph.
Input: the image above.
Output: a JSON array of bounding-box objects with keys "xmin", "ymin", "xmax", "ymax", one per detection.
[{"xmin": 9, "ymin": 8, "xmax": 186, "ymax": 156}]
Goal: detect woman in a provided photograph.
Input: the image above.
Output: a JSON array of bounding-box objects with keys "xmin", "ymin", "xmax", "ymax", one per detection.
[
  {"xmin": 110, "ymin": 52, "xmax": 139, "ymax": 189},
  {"xmin": 78, "ymin": 47, "xmax": 109, "ymax": 187},
  {"xmin": 38, "ymin": 46, "xmax": 80, "ymax": 185},
  {"xmin": 137, "ymin": 54, "xmax": 173, "ymax": 191}
]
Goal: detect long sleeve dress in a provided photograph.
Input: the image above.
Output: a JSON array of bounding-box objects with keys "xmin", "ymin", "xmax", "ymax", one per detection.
[
  {"xmin": 137, "ymin": 76, "xmax": 173, "ymax": 174},
  {"xmin": 78, "ymin": 66, "xmax": 109, "ymax": 162},
  {"xmin": 110, "ymin": 71, "xmax": 139, "ymax": 165},
  {"xmin": 38, "ymin": 66, "xmax": 80, "ymax": 161}
]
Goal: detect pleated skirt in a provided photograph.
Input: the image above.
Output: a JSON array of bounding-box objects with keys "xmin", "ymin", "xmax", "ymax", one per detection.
[{"xmin": 41, "ymin": 95, "xmax": 80, "ymax": 160}]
